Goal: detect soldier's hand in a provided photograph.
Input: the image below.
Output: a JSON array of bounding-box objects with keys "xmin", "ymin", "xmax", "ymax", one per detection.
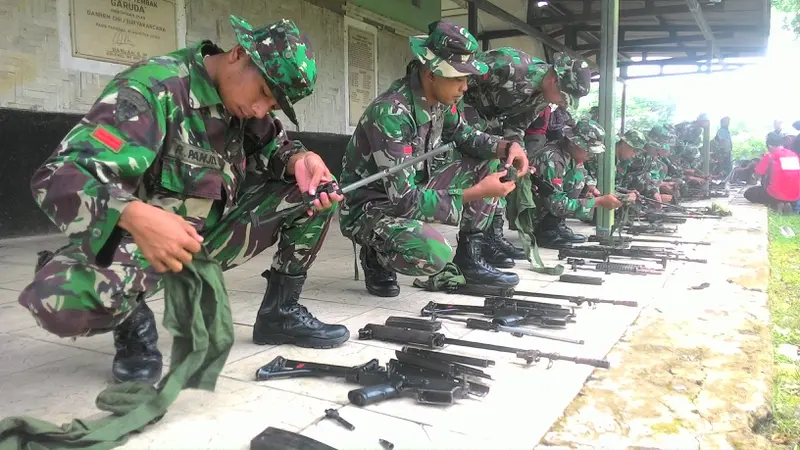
[
  {"xmin": 587, "ymin": 186, "xmax": 601, "ymax": 197},
  {"xmin": 661, "ymin": 194, "xmax": 673, "ymax": 203},
  {"xmin": 505, "ymin": 142, "xmax": 530, "ymax": 179},
  {"xmin": 119, "ymin": 201, "xmax": 204, "ymax": 273},
  {"xmin": 475, "ymin": 170, "xmax": 517, "ymax": 198},
  {"xmin": 292, "ymin": 152, "xmax": 345, "ymax": 215},
  {"xmin": 594, "ymin": 194, "xmax": 623, "ymax": 210}
]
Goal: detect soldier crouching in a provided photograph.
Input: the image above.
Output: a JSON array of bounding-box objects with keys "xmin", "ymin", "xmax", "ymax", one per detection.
[
  {"xmin": 18, "ymin": 16, "xmax": 349, "ymax": 385},
  {"xmin": 338, "ymin": 21, "xmax": 530, "ymax": 298}
]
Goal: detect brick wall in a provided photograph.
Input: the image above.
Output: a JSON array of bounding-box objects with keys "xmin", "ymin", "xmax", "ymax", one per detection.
[{"xmin": 0, "ymin": 0, "xmax": 412, "ymax": 134}]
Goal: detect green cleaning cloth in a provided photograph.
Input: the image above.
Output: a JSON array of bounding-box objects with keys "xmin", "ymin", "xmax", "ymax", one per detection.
[{"xmin": 0, "ymin": 248, "xmax": 234, "ymax": 450}]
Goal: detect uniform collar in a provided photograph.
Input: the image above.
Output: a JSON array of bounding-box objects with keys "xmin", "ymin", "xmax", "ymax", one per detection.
[
  {"xmin": 409, "ymin": 68, "xmax": 440, "ymax": 126},
  {"xmin": 188, "ymin": 41, "xmax": 224, "ymax": 110}
]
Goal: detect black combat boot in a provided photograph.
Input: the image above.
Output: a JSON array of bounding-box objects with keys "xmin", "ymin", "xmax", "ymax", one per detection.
[
  {"xmin": 112, "ymin": 301, "xmax": 163, "ymax": 384},
  {"xmin": 253, "ymin": 270, "xmax": 350, "ymax": 349},
  {"xmin": 556, "ymin": 219, "xmax": 587, "ymax": 244},
  {"xmin": 483, "ymin": 215, "xmax": 527, "ymax": 262},
  {"xmin": 453, "ymin": 232, "xmax": 519, "ymax": 287},
  {"xmin": 360, "ymin": 245, "xmax": 401, "ymax": 297}
]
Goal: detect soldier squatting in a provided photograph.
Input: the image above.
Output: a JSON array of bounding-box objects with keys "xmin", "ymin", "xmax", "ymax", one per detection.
[{"xmin": 15, "ymin": 16, "xmax": 710, "ymax": 385}]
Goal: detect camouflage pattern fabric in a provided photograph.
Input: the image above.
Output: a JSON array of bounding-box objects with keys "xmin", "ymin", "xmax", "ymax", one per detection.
[
  {"xmin": 343, "ymin": 157, "xmax": 504, "ymax": 277},
  {"xmin": 551, "ymin": 52, "xmax": 592, "ymax": 100},
  {"xmin": 229, "ymin": 16, "xmax": 316, "ymax": 126},
  {"xmin": 20, "ymin": 180, "xmax": 334, "ymax": 338},
  {"xmin": 18, "ymin": 34, "xmax": 329, "ymax": 337},
  {"xmin": 463, "ymin": 47, "xmax": 552, "ymax": 143},
  {"xmin": 339, "ymin": 65, "xmax": 501, "ymax": 238},
  {"xmin": 674, "ymin": 120, "xmax": 704, "ymax": 171},
  {"xmin": 622, "ymin": 152, "xmax": 661, "ymax": 198},
  {"xmin": 532, "ymin": 141, "xmax": 595, "ymax": 222},
  {"xmin": 409, "ymin": 20, "xmax": 487, "ymax": 78}
]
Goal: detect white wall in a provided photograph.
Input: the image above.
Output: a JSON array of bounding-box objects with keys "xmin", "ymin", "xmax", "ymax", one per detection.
[{"xmin": 0, "ymin": 0, "xmax": 413, "ymax": 134}]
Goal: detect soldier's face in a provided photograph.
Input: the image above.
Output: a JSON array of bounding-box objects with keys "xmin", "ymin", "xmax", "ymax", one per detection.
[
  {"xmin": 429, "ymin": 72, "xmax": 468, "ymax": 105},
  {"xmin": 220, "ymin": 48, "xmax": 280, "ymax": 119},
  {"xmin": 617, "ymin": 142, "xmax": 635, "ymax": 160},
  {"xmin": 541, "ymin": 71, "xmax": 562, "ymax": 104},
  {"xmin": 568, "ymin": 141, "xmax": 590, "ymax": 163}
]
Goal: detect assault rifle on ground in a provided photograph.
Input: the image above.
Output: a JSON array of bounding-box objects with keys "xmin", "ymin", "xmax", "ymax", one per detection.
[
  {"xmin": 445, "ymin": 284, "xmax": 639, "ymax": 308},
  {"xmin": 419, "ymin": 300, "xmax": 575, "ymax": 328},
  {"xmin": 250, "ymin": 143, "xmax": 455, "ymax": 228},
  {"xmin": 588, "ymin": 235, "xmax": 710, "ymax": 247},
  {"xmin": 558, "ymin": 245, "xmax": 707, "ymax": 267},
  {"xmin": 624, "ymin": 223, "xmax": 679, "ymax": 235},
  {"xmin": 255, "ymin": 349, "xmax": 490, "ymax": 407},
  {"xmin": 566, "ymin": 257, "xmax": 663, "ymax": 275},
  {"xmin": 357, "ymin": 324, "xmax": 611, "ymax": 368}
]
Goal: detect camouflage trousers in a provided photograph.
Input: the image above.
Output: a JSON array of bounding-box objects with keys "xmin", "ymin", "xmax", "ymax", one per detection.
[
  {"xmin": 17, "ymin": 180, "xmax": 335, "ymax": 338},
  {"xmin": 343, "ymin": 156, "xmax": 502, "ymax": 277}
]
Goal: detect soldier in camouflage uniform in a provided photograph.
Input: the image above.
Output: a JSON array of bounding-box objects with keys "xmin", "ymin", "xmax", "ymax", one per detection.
[
  {"xmin": 17, "ymin": 16, "xmax": 350, "ymax": 384},
  {"xmin": 621, "ymin": 126, "xmax": 671, "ymax": 205},
  {"xmin": 531, "ymin": 119, "xmax": 626, "ymax": 248},
  {"xmin": 585, "ymin": 129, "xmax": 647, "ymax": 189},
  {"xmin": 456, "ymin": 47, "xmax": 590, "ymax": 268},
  {"xmin": 339, "ymin": 21, "xmax": 530, "ymax": 298}
]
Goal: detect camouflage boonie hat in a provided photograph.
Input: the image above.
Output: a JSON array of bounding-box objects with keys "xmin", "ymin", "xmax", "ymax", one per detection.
[
  {"xmin": 230, "ymin": 15, "xmax": 316, "ymax": 126},
  {"xmin": 409, "ymin": 21, "xmax": 487, "ymax": 78},
  {"xmin": 552, "ymin": 52, "xmax": 592, "ymax": 99},
  {"xmin": 618, "ymin": 129, "xmax": 646, "ymax": 150},
  {"xmin": 563, "ymin": 119, "xmax": 606, "ymax": 153}
]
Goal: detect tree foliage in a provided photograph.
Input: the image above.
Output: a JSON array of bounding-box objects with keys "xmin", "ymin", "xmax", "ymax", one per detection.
[
  {"xmin": 772, "ymin": 0, "xmax": 800, "ymax": 37},
  {"xmin": 574, "ymin": 90, "xmax": 676, "ymax": 135}
]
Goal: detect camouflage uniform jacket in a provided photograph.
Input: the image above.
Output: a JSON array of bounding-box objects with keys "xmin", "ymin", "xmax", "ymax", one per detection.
[
  {"xmin": 30, "ymin": 40, "xmax": 305, "ymax": 265},
  {"xmin": 622, "ymin": 153, "xmax": 660, "ymax": 197},
  {"xmin": 339, "ymin": 68, "xmax": 500, "ymax": 231},
  {"xmin": 461, "ymin": 48, "xmax": 550, "ymax": 143},
  {"xmin": 532, "ymin": 141, "xmax": 595, "ymax": 221},
  {"xmin": 583, "ymin": 155, "xmax": 635, "ymax": 188}
]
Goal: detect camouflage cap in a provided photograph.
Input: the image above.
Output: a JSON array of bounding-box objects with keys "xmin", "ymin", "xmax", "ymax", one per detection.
[
  {"xmin": 618, "ymin": 129, "xmax": 646, "ymax": 150},
  {"xmin": 552, "ymin": 52, "xmax": 592, "ymax": 99},
  {"xmin": 647, "ymin": 125, "xmax": 672, "ymax": 151},
  {"xmin": 409, "ymin": 20, "xmax": 487, "ymax": 78},
  {"xmin": 563, "ymin": 119, "xmax": 606, "ymax": 153},
  {"xmin": 230, "ymin": 15, "xmax": 316, "ymax": 126}
]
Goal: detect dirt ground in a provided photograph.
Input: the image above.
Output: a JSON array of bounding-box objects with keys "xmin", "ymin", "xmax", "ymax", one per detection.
[{"xmin": 538, "ymin": 201, "xmax": 774, "ymax": 450}]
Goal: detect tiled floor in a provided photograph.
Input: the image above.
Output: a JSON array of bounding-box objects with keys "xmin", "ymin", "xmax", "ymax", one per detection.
[{"xmin": 0, "ymin": 203, "xmax": 728, "ymax": 449}]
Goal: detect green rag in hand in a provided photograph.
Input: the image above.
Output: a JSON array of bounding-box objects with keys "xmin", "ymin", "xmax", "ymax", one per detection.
[{"xmin": 0, "ymin": 248, "xmax": 234, "ymax": 450}]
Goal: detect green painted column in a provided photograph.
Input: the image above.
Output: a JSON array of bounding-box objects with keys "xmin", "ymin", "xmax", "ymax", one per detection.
[{"xmin": 595, "ymin": 0, "xmax": 620, "ymax": 236}]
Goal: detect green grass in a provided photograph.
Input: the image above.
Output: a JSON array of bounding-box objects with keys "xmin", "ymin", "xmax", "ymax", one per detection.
[{"xmin": 767, "ymin": 212, "xmax": 800, "ymax": 448}]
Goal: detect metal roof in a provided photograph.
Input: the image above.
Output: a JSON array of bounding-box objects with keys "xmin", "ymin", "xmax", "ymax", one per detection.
[{"xmin": 442, "ymin": 0, "xmax": 771, "ymax": 70}]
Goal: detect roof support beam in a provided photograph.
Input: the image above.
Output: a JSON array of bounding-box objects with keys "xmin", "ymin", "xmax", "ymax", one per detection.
[
  {"xmin": 462, "ymin": 0, "xmax": 601, "ymax": 71},
  {"xmin": 686, "ymin": 0, "xmax": 719, "ymax": 59},
  {"xmin": 478, "ymin": 24, "xmax": 757, "ymax": 41},
  {"xmin": 527, "ymin": 4, "xmax": 701, "ymax": 26},
  {"xmin": 573, "ymin": 33, "xmax": 732, "ymax": 51}
]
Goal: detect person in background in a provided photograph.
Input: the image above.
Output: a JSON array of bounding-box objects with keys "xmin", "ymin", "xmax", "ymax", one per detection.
[{"xmin": 744, "ymin": 135, "xmax": 800, "ymax": 214}]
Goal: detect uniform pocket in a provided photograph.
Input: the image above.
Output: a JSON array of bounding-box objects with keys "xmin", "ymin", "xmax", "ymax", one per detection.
[{"xmin": 160, "ymin": 139, "xmax": 225, "ymax": 200}]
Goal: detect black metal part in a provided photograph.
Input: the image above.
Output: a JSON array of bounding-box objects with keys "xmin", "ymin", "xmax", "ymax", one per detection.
[
  {"xmin": 250, "ymin": 427, "xmax": 337, "ymax": 450},
  {"xmin": 400, "ymin": 347, "xmax": 496, "ymax": 368},
  {"xmin": 357, "ymin": 324, "xmax": 611, "ymax": 368},
  {"xmin": 559, "ymin": 274, "xmax": 604, "ymax": 285},
  {"xmin": 385, "ymin": 316, "xmax": 441, "ymax": 332},
  {"xmin": 324, "ymin": 408, "xmax": 355, "ymax": 431}
]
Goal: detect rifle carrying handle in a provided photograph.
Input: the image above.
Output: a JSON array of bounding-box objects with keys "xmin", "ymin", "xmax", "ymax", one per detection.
[
  {"xmin": 574, "ymin": 357, "xmax": 611, "ymax": 369},
  {"xmin": 465, "ymin": 318, "xmax": 494, "ymax": 331},
  {"xmin": 349, "ymin": 384, "xmax": 399, "ymax": 406},
  {"xmin": 358, "ymin": 324, "xmax": 446, "ymax": 348}
]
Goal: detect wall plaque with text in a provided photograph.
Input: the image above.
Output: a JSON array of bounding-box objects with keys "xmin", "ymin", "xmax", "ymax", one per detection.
[
  {"xmin": 347, "ymin": 25, "xmax": 376, "ymax": 128},
  {"xmin": 70, "ymin": 0, "xmax": 178, "ymax": 65}
]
